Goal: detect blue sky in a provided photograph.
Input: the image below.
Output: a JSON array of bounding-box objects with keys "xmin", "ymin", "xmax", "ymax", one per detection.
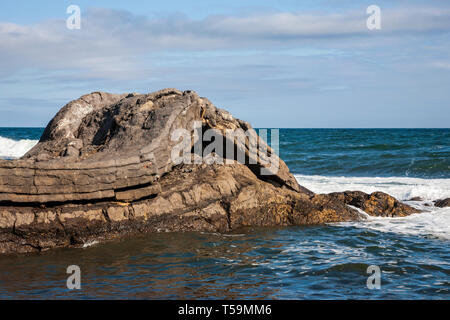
[{"xmin": 1, "ymin": 0, "xmax": 450, "ymax": 127}]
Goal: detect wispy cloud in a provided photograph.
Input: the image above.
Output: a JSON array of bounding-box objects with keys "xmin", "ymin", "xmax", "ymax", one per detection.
[
  {"xmin": 1, "ymin": 6, "xmax": 450, "ymax": 79},
  {"xmin": 0, "ymin": 4, "xmax": 449, "ymax": 127},
  {"xmin": 431, "ymin": 61, "xmax": 450, "ymax": 70}
]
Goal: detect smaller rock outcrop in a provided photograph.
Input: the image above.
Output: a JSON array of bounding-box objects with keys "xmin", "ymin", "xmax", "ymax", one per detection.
[
  {"xmin": 328, "ymin": 191, "xmax": 421, "ymax": 217},
  {"xmin": 434, "ymin": 198, "xmax": 450, "ymax": 208}
]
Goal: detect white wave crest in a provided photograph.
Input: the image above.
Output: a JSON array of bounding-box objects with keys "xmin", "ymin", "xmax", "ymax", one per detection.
[
  {"xmin": 82, "ymin": 240, "xmax": 99, "ymax": 248},
  {"xmin": 0, "ymin": 136, "xmax": 38, "ymax": 159},
  {"xmin": 295, "ymin": 174, "xmax": 450, "ymax": 202},
  {"xmin": 339, "ymin": 208, "xmax": 450, "ymax": 240},
  {"xmin": 295, "ymin": 174, "xmax": 450, "ymax": 240}
]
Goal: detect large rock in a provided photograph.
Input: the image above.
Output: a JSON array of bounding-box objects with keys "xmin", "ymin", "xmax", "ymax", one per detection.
[
  {"xmin": 0, "ymin": 89, "xmax": 422, "ymax": 254},
  {"xmin": 1, "ymin": 89, "xmax": 304, "ymax": 204}
]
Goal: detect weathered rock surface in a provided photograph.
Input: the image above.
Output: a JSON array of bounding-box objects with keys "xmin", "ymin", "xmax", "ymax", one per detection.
[
  {"xmin": 0, "ymin": 89, "xmax": 422, "ymax": 254},
  {"xmin": 328, "ymin": 191, "xmax": 421, "ymax": 217},
  {"xmin": 434, "ymin": 198, "xmax": 450, "ymax": 208}
]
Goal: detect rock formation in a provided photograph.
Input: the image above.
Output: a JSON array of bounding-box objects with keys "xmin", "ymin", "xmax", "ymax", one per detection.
[
  {"xmin": 328, "ymin": 191, "xmax": 421, "ymax": 217},
  {"xmin": 0, "ymin": 89, "xmax": 421, "ymax": 254},
  {"xmin": 434, "ymin": 198, "xmax": 450, "ymax": 208}
]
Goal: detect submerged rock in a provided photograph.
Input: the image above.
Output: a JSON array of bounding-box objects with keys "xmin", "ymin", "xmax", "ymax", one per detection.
[{"xmin": 0, "ymin": 89, "xmax": 422, "ymax": 254}]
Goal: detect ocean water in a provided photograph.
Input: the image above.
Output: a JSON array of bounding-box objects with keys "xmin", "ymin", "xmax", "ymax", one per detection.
[{"xmin": 0, "ymin": 128, "xmax": 449, "ymax": 299}]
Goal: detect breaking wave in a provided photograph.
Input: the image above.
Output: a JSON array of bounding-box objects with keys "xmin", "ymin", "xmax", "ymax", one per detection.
[{"xmin": 0, "ymin": 135, "xmax": 38, "ymax": 159}]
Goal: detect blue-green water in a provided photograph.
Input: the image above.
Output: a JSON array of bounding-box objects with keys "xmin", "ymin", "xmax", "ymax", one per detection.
[
  {"xmin": 0, "ymin": 128, "xmax": 449, "ymax": 299},
  {"xmin": 279, "ymin": 129, "xmax": 450, "ymax": 179},
  {"xmin": 0, "ymin": 127, "xmax": 42, "ymax": 141},
  {"xmin": 0, "ymin": 227, "xmax": 448, "ymax": 299}
]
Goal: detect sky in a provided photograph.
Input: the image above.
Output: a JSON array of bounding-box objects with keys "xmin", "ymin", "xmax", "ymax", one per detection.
[{"xmin": 0, "ymin": 0, "xmax": 450, "ymax": 127}]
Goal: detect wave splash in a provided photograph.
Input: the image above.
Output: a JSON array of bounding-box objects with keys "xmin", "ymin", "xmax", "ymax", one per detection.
[
  {"xmin": 295, "ymin": 174, "xmax": 450, "ymax": 202},
  {"xmin": 295, "ymin": 174, "xmax": 450, "ymax": 240},
  {"xmin": 342, "ymin": 208, "xmax": 450, "ymax": 240},
  {"xmin": 0, "ymin": 136, "xmax": 38, "ymax": 159}
]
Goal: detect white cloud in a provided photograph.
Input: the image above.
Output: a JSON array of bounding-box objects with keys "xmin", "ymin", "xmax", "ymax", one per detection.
[
  {"xmin": 431, "ymin": 61, "xmax": 450, "ymax": 70},
  {"xmin": 0, "ymin": 5, "xmax": 449, "ymax": 82}
]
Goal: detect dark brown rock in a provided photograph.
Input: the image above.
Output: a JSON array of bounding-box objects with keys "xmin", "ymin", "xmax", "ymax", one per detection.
[
  {"xmin": 434, "ymin": 198, "xmax": 450, "ymax": 208},
  {"xmin": 328, "ymin": 191, "xmax": 421, "ymax": 217}
]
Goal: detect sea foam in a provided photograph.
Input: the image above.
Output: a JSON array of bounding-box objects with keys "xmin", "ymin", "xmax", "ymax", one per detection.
[
  {"xmin": 339, "ymin": 208, "xmax": 450, "ymax": 240},
  {"xmin": 0, "ymin": 136, "xmax": 38, "ymax": 159},
  {"xmin": 295, "ymin": 174, "xmax": 450, "ymax": 202}
]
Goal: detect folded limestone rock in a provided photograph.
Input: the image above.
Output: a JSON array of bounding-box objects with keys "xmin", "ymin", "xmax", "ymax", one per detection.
[
  {"xmin": 0, "ymin": 89, "xmax": 421, "ymax": 254},
  {"xmin": 2, "ymin": 89, "xmax": 304, "ymax": 204}
]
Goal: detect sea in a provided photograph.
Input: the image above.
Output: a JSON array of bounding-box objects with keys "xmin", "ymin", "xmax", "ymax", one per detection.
[{"xmin": 0, "ymin": 128, "xmax": 449, "ymax": 299}]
